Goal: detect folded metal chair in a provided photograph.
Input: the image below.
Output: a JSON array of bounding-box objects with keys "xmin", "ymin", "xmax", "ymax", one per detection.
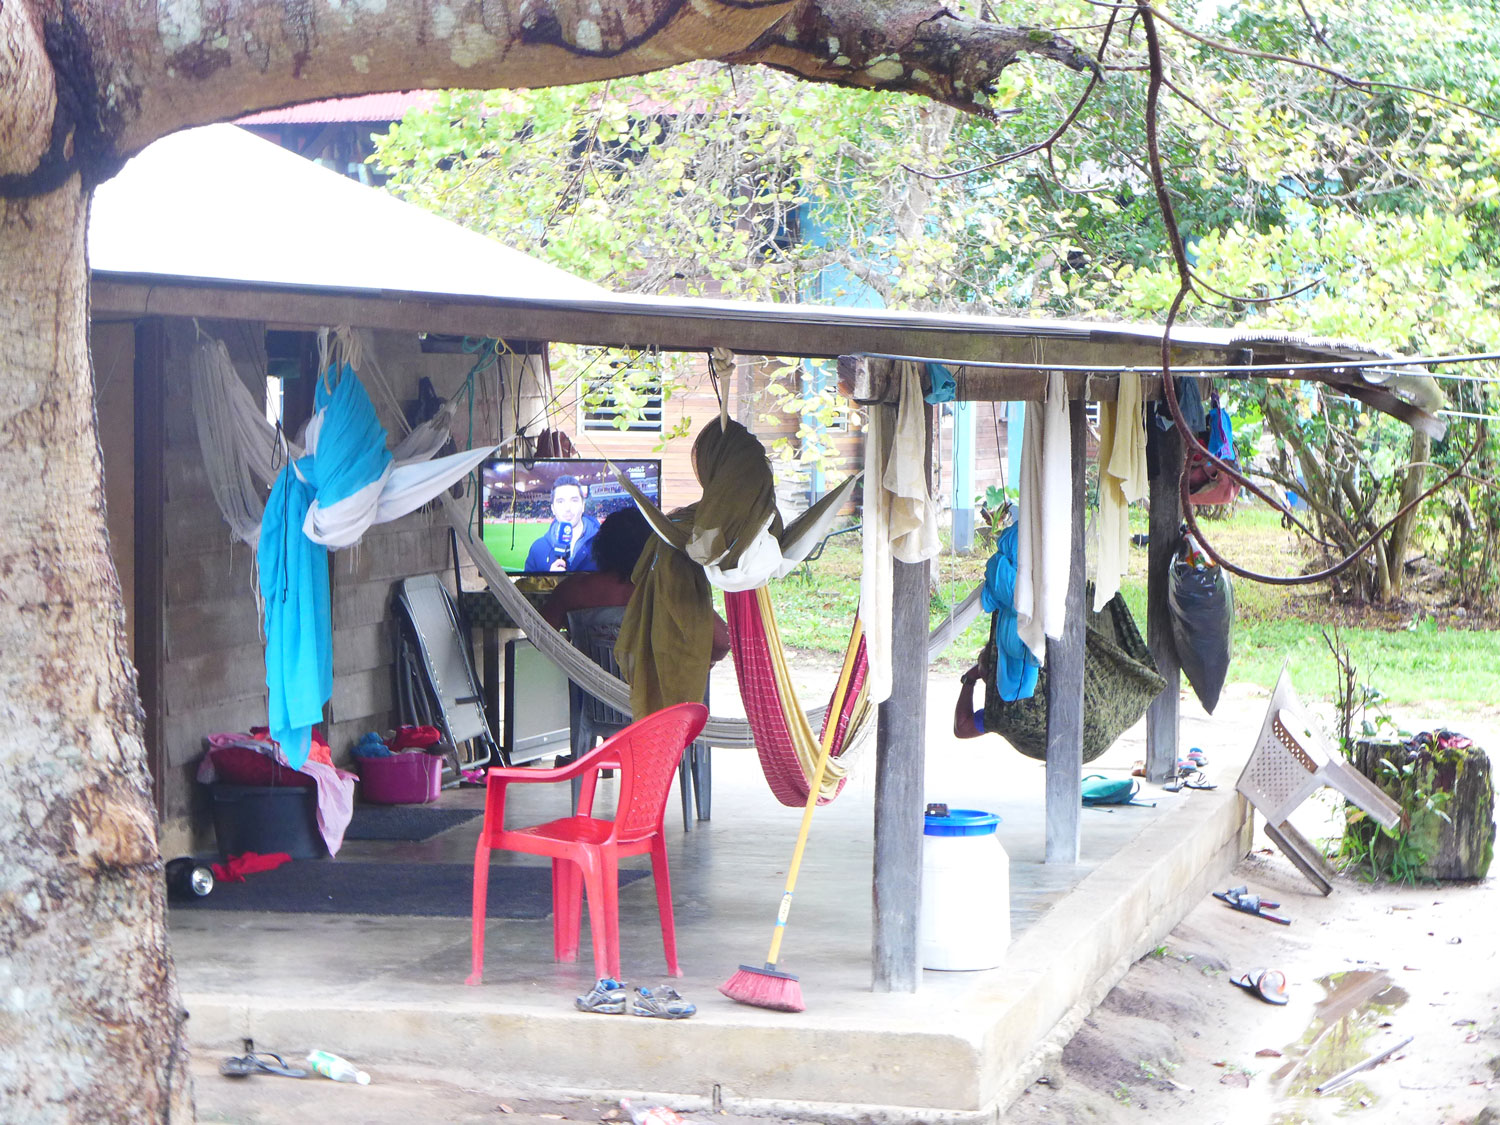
[
  {"xmin": 1236, "ymin": 664, "xmax": 1402, "ymax": 894},
  {"xmin": 565, "ymin": 606, "xmax": 709, "ymax": 831},
  {"xmin": 393, "ymin": 574, "xmax": 502, "ymax": 776}
]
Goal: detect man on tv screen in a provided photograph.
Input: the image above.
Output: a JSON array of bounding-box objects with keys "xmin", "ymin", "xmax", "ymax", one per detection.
[{"xmin": 524, "ymin": 475, "xmax": 601, "ymax": 573}]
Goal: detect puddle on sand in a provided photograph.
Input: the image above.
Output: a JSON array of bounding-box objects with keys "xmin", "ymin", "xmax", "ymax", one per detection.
[{"xmin": 1267, "ymin": 969, "xmax": 1409, "ymax": 1122}]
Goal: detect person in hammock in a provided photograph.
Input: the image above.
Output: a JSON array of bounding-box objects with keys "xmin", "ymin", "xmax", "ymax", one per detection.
[
  {"xmin": 953, "ymin": 649, "xmax": 993, "ymax": 740},
  {"xmin": 541, "ymin": 506, "xmax": 730, "ymax": 663}
]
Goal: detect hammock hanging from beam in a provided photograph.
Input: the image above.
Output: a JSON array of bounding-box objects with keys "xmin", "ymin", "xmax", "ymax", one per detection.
[
  {"xmin": 440, "ymin": 493, "xmax": 982, "ymax": 758},
  {"xmin": 724, "ymin": 587, "xmax": 872, "ymax": 805}
]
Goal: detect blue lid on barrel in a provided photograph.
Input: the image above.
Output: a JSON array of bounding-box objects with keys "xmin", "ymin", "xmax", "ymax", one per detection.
[{"xmin": 923, "ymin": 803, "xmax": 1001, "ymax": 836}]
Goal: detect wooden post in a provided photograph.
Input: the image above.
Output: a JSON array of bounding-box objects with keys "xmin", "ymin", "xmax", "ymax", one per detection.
[
  {"xmin": 1044, "ymin": 399, "xmax": 1087, "ymax": 864},
  {"xmin": 134, "ymin": 319, "xmax": 167, "ymax": 816},
  {"xmin": 1145, "ymin": 422, "xmax": 1184, "ymax": 782},
  {"xmin": 873, "ymin": 555, "xmax": 930, "ymax": 992}
]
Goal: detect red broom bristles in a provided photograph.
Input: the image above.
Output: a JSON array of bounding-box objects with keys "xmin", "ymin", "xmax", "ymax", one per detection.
[{"xmin": 718, "ymin": 964, "xmax": 804, "ymax": 1013}]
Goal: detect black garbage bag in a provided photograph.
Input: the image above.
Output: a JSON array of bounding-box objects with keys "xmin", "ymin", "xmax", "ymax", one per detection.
[{"xmin": 1168, "ymin": 551, "xmax": 1234, "ymax": 713}]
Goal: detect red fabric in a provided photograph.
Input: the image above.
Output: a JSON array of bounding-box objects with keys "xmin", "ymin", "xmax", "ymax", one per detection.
[
  {"xmin": 205, "ymin": 746, "xmax": 315, "ymax": 788},
  {"xmin": 212, "ymin": 851, "xmax": 292, "ymax": 883},
  {"xmin": 1188, "ymin": 468, "xmax": 1241, "ymax": 507},
  {"xmin": 723, "ymin": 590, "xmax": 864, "ymax": 807},
  {"xmin": 388, "ymin": 725, "xmax": 443, "ymax": 751},
  {"xmin": 249, "ymin": 726, "xmax": 334, "ymax": 767}
]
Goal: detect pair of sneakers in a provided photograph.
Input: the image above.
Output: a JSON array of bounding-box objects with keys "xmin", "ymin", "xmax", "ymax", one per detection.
[{"xmin": 575, "ymin": 978, "xmax": 697, "ymax": 1019}]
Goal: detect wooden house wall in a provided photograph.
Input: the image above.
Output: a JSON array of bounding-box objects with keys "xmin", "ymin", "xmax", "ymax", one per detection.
[
  {"xmin": 153, "ymin": 319, "xmax": 270, "ymax": 853},
  {"xmin": 144, "ymin": 322, "xmax": 486, "ymax": 850},
  {"xmin": 558, "ymin": 354, "xmax": 865, "ymax": 517}
]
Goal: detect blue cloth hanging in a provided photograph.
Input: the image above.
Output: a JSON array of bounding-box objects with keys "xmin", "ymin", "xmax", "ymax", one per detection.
[
  {"xmin": 924, "ymin": 362, "xmax": 956, "ymax": 404},
  {"xmin": 980, "ymin": 523, "xmax": 1041, "ymax": 702},
  {"xmin": 259, "ymin": 364, "xmax": 394, "ymax": 768},
  {"xmin": 1207, "ymin": 404, "xmax": 1236, "ymax": 462}
]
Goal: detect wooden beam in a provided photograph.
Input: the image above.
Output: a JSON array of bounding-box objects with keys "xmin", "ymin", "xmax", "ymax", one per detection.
[
  {"xmin": 841, "ymin": 355, "xmax": 1200, "ymax": 406},
  {"xmin": 1044, "ymin": 399, "xmax": 1088, "ymax": 864},
  {"xmin": 873, "ymin": 555, "xmax": 931, "ymax": 993},
  {"xmin": 91, "ymin": 278, "xmax": 1248, "ymax": 371},
  {"xmin": 1145, "ymin": 423, "xmax": 1184, "ymax": 782}
]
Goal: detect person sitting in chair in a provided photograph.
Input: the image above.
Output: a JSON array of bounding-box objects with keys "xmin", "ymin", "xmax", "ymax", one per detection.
[
  {"xmin": 542, "ymin": 506, "xmax": 730, "ymax": 662},
  {"xmin": 524, "ymin": 475, "xmax": 600, "ymax": 573}
]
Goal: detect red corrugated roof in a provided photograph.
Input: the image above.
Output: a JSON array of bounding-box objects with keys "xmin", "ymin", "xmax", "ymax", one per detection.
[{"xmin": 236, "ymin": 91, "xmax": 441, "ymax": 124}]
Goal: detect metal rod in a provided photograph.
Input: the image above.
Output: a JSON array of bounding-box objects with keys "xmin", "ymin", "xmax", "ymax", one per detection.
[
  {"xmin": 859, "ymin": 350, "xmax": 1500, "ymax": 377},
  {"xmin": 1314, "ymin": 1035, "xmax": 1414, "ymax": 1094}
]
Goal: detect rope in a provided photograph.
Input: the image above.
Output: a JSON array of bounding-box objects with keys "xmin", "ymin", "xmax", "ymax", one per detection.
[{"xmin": 189, "ymin": 336, "xmax": 266, "ymax": 546}]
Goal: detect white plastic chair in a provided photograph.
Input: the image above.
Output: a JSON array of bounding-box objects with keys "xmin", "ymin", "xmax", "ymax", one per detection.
[{"xmin": 1236, "ymin": 664, "xmax": 1402, "ymax": 894}]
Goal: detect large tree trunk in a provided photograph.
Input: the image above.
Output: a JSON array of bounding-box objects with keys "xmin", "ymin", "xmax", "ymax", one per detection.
[
  {"xmin": 0, "ymin": 181, "xmax": 192, "ymax": 1118},
  {"xmin": 1383, "ymin": 429, "xmax": 1432, "ymax": 602}
]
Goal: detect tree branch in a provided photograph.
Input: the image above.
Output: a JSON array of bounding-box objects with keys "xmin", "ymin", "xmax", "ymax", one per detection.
[{"xmin": 727, "ymin": 0, "xmax": 1097, "ymax": 115}]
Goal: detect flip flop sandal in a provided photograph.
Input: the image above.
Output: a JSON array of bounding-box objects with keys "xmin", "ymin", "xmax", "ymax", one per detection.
[
  {"xmin": 1230, "ymin": 968, "xmax": 1289, "ymax": 1005},
  {"xmin": 1218, "ymin": 887, "xmax": 1281, "ymax": 910},
  {"xmin": 575, "ymin": 977, "xmax": 629, "ymax": 1014},
  {"xmin": 1214, "ymin": 890, "xmax": 1292, "ymax": 924},
  {"xmin": 1182, "ymin": 771, "xmax": 1217, "ymax": 790},
  {"xmin": 219, "ymin": 1050, "xmax": 308, "ymax": 1078},
  {"xmin": 632, "ymin": 985, "xmax": 697, "ymax": 1019}
]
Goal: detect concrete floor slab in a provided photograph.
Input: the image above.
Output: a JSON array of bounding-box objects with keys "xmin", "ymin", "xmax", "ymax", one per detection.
[{"xmin": 171, "ymin": 677, "xmax": 1258, "ymax": 1122}]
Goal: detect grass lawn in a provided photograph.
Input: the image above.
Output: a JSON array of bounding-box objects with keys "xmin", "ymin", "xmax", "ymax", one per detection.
[{"xmin": 765, "ymin": 504, "xmax": 1500, "ymax": 713}]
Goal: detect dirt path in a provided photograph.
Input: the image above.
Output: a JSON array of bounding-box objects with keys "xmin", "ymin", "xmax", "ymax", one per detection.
[{"xmin": 1005, "ymin": 829, "xmax": 1500, "ymax": 1125}]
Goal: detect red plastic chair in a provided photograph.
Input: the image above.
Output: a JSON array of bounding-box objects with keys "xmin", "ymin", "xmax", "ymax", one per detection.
[{"xmin": 467, "ymin": 701, "xmax": 708, "ymax": 986}]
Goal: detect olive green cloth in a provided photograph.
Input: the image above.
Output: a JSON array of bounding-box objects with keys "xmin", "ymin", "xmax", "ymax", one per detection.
[{"xmin": 615, "ymin": 418, "xmax": 860, "ymax": 718}]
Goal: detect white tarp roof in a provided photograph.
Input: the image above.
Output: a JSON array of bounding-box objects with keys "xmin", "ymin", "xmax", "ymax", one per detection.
[{"xmin": 89, "ymin": 124, "xmax": 604, "ymax": 302}]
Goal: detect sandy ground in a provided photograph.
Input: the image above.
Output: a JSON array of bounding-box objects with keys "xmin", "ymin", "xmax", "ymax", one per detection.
[{"xmin": 1003, "ymin": 824, "xmax": 1500, "ymax": 1125}]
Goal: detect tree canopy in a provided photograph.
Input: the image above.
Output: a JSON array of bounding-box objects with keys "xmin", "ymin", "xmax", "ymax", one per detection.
[{"xmin": 376, "ymin": 0, "xmax": 1500, "ymax": 603}]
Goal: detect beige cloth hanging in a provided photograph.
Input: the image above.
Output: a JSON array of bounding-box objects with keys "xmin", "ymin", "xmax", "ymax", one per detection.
[
  {"xmin": 1094, "ymin": 370, "xmax": 1148, "ymax": 610},
  {"xmin": 860, "ymin": 361, "xmax": 941, "ymax": 703},
  {"xmin": 1015, "ymin": 369, "xmax": 1072, "ymax": 662}
]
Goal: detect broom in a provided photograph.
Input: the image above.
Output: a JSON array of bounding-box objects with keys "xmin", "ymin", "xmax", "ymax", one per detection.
[{"xmin": 719, "ymin": 609, "xmax": 864, "ymax": 1012}]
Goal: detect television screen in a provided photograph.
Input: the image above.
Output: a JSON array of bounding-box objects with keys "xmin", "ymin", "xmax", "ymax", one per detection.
[{"xmin": 478, "ymin": 457, "xmax": 662, "ymax": 576}]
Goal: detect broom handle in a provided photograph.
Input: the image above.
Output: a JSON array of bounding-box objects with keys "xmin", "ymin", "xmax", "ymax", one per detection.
[{"xmin": 764, "ymin": 610, "xmax": 864, "ymax": 968}]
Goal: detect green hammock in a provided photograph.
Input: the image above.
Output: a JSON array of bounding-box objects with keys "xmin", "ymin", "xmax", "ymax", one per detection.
[{"xmin": 982, "ymin": 590, "xmax": 1165, "ymax": 764}]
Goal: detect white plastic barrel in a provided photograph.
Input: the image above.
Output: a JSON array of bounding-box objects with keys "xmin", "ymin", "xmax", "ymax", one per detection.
[{"xmin": 918, "ymin": 805, "xmax": 1009, "ymax": 971}]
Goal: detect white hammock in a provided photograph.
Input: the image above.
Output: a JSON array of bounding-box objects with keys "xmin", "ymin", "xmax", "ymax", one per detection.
[
  {"xmin": 439, "ymin": 494, "xmax": 985, "ymax": 747},
  {"xmin": 190, "ymin": 332, "xmax": 489, "ymax": 546}
]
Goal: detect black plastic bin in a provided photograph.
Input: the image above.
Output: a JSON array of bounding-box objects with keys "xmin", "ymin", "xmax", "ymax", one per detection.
[{"xmin": 209, "ymin": 784, "xmax": 325, "ymax": 860}]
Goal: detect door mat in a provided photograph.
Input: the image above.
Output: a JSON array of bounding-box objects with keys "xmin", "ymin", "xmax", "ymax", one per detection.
[
  {"xmin": 341, "ymin": 805, "xmax": 482, "ymax": 842},
  {"xmin": 181, "ymin": 861, "xmax": 648, "ymax": 920}
]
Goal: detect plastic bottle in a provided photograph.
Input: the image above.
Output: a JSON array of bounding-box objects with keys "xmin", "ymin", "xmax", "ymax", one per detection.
[{"xmin": 305, "ymin": 1049, "xmax": 371, "ymax": 1085}]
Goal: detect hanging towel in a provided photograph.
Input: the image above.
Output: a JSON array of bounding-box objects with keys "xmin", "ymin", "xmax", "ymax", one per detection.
[
  {"xmin": 860, "ymin": 361, "xmax": 941, "ymax": 702},
  {"xmin": 1094, "ymin": 370, "xmax": 1148, "ymax": 610},
  {"xmin": 1206, "ymin": 400, "xmax": 1236, "ymax": 461},
  {"xmin": 980, "ymin": 524, "xmax": 1041, "ymax": 701},
  {"xmin": 616, "ymin": 417, "xmax": 861, "ymax": 717},
  {"xmin": 259, "ymin": 364, "xmax": 495, "ymax": 767},
  {"xmin": 923, "ymin": 362, "xmax": 957, "ymax": 404},
  {"xmin": 1014, "ymin": 371, "xmax": 1072, "ymax": 661}
]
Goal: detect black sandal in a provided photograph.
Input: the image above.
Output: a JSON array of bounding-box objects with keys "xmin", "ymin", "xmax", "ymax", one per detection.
[{"xmin": 219, "ymin": 1039, "xmax": 308, "ymax": 1079}]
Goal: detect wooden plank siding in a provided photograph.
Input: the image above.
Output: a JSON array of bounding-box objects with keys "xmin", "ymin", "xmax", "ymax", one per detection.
[
  {"xmin": 146, "ymin": 323, "xmax": 490, "ymax": 854},
  {"xmin": 158, "ymin": 319, "xmax": 269, "ymax": 772},
  {"xmin": 563, "ymin": 354, "xmax": 867, "ymax": 517}
]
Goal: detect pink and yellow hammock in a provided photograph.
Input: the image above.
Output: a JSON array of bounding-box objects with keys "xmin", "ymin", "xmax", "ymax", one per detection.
[{"xmin": 724, "ymin": 588, "xmax": 871, "ymax": 806}]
